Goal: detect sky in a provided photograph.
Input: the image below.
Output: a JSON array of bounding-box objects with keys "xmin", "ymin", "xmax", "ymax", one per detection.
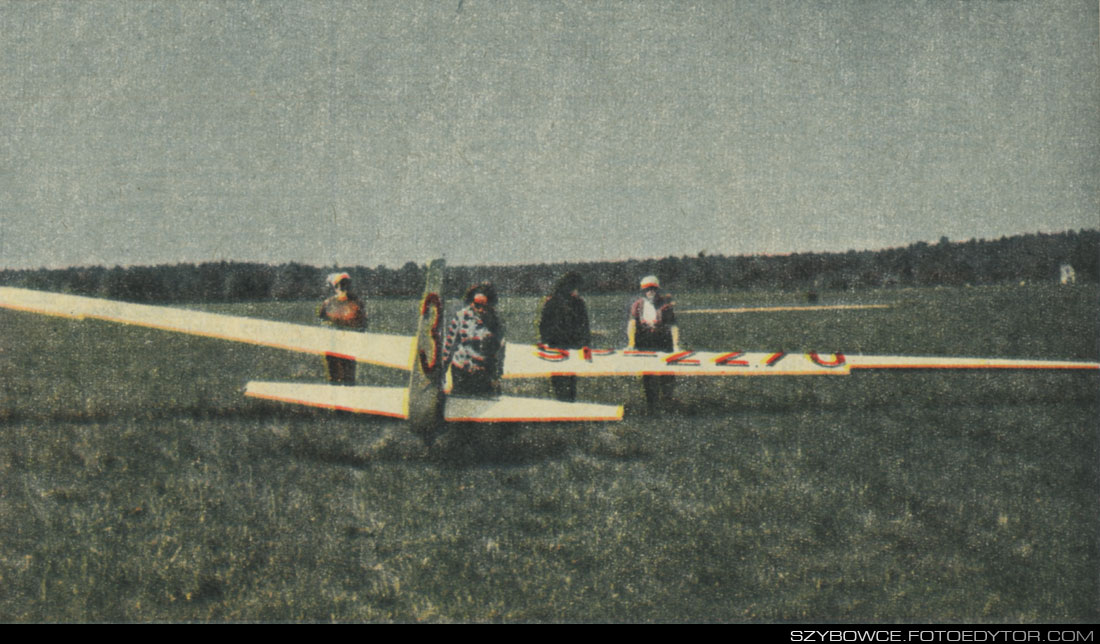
[{"xmin": 2, "ymin": 1, "xmax": 1097, "ymax": 270}]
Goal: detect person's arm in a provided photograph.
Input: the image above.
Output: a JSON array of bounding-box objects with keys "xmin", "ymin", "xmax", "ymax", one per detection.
[
  {"xmin": 627, "ymin": 319, "xmax": 636, "ymax": 349},
  {"xmin": 537, "ymin": 298, "xmax": 551, "ymax": 343},
  {"xmin": 352, "ymin": 299, "xmax": 368, "ymax": 331},
  {"xmin": 663, "ymin": 298, "xmax": 679, "ymax": 351},
  {"xmin": 491, "ymin": 342, "xmax": 505, "ymax": 395},
  {"xmin": 442, "ymin": 314, "xmax": 459, "ymax": 368},
  {"xmin": 580, "ymin": 301, "xmax": 591, "ymax": 348}
]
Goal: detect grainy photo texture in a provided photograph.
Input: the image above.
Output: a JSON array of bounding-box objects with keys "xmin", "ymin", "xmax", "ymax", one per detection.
[{"xmin": 0, "ymin": 1, "xmax": 1097, "ymax": 623}]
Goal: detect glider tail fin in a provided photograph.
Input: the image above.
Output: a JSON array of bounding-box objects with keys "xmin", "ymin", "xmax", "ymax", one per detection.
[{"xmin": 406, "ymin": 259, "xmax": 447, "ymax": 443}]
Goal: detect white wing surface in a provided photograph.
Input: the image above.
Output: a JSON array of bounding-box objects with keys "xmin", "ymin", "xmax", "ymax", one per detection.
[
  {"xmin": 244, "ymin": 382, "xmax": 409, "ymax": 417},
  {"xmin": 244, "ymin": 383, "xmax": 623, "ymax": 422},
  {"xmin": 679, "ymin": 304, "xmax": 891, "ymax": 314},
  {"xmin": 445, "ymin": 395, "xmax": 623, "ymax": 422},
  {"xmin": 0, "ymin": 287, "xmax": 413, "ymax": 369},
  {"xmin": 844, "ymin": 355, "xmax": 1100, "ymax": 370},
  {"xmin": 502, "ymin": 344, "xmax": 1099, "ymax": 378}
]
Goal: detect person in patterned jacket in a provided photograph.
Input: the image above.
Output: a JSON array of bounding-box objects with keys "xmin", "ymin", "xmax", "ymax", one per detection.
[
  {"xmin": 443, "ymin": 282, "xmax": 505, "ymax": 397},
  {"xmin": 317, "ymin": 272, "xmax": 367, "ymax": 384}
]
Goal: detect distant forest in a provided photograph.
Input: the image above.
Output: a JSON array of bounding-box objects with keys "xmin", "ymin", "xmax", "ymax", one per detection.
[{"xmin": 2, "ymin": 229, "xmax": 1096, "ymax": 303}]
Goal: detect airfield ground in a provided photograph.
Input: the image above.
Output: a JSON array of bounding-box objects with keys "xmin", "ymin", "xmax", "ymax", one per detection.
[{"xmin": 0, "ymin": 284, "xmax": 1095, "ymax": 622}]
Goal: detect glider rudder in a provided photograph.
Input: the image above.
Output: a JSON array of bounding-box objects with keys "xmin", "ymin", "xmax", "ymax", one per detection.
[{"xmin": 405, "ymin": 259, "xmax": 447, "ymax": 443}]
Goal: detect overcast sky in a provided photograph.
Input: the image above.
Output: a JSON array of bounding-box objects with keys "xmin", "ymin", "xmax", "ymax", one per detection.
[{"xmin": 2, "ymin": 1, "xmax": 1097, "ymax": 270}]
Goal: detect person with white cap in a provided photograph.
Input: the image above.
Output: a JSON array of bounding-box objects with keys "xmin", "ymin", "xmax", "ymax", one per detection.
[
  {"xmin": 317, "ymin": 272, "xmax": 367, "ymax": 384},
  {"xmin": 443, "ymin": 282, "xmax": 505, "ymax": 397},
  {"xmin": 627, "ymin": 274, "xmax": 679, "ymax": 411}
]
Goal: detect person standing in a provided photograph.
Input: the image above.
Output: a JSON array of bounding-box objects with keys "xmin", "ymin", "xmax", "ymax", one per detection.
[
  {"xmin": 317, "ymin": 272, "xmax": 367, "ymax": 385},
  {"xmin": 538, "ymin": 272, "xmax": 591, "ymax": 402},
  {"xmin": 443, "ymin": 282, "xmax": 505, "ymax": 397},
  {"xmin": 627, "ymin": 275, "xmax": 679, "ymax": 410}
]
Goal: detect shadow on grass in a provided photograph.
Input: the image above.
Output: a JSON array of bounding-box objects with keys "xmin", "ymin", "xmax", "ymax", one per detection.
[
  {"xmin": 429, "ymin": 422, "xmax": 582, "ymax": 468},
  {"xmin": 424, "ymin": 419, "xmax": 653, "ymax": 468}
]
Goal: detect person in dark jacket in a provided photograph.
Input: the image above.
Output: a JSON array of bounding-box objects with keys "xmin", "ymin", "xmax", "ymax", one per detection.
[{"xmin": 538, "ymin": 272, "xmax": 591, "ymax": 401}]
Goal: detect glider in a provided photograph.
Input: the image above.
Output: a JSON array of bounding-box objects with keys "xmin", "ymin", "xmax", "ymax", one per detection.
[{"xmin": 1, "ymin": 260, "xmax": 1096, "ymax": 443}]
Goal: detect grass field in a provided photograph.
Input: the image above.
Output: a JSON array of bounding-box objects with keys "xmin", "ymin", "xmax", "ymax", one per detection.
[{"xmin": 0, "ymin": 284, "xmax": 1096, "ymax": 622}]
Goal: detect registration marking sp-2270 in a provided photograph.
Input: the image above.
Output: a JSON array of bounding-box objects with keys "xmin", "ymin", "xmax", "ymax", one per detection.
[
  {"xmin": 500, "ymin": 345, "xmax": 1099, "ymax": 378},
  {"xmin": 506, "ymin": 346, "xmax": 852, "ymax": 377}
]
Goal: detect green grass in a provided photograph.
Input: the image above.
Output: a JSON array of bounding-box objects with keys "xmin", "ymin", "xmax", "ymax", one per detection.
[{"xmin": 0, "ymin": 285, "xmax": 1096, "ymax": 621}]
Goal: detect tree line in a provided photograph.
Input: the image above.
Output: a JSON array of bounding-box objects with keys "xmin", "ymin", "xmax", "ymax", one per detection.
[{"xmin": 2, "ymin": 229, "xmax": 1095, "ymax": 303}]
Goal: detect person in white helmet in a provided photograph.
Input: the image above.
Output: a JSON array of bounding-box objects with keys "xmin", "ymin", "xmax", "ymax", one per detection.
[
  {"xmin": 317, "ymin": 272, "xmax": 367, "ymax": 384},
  {"xmin": 627, "ymin": 275, "xmax": 679, "ymax": 411}
]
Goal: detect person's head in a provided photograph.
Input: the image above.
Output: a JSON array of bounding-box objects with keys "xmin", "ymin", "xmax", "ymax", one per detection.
[
  {"xmin": 554, "ymin": 271, "xmax": 583, "ymax": 297},
  {"xmin": 464, "ymin": 281, "xmax": 498, "ymax": 310},
  {"xmin": 640, "ymin": 275, "xmax": 660, "ymax": 300},
  {"xmin": 328, "ymin": 272, "xmax": 351, "ymax": 293}
]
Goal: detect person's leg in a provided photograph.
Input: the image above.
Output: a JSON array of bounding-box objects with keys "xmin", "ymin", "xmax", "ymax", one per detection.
[
  {"xmin": 452, "ymin": 368, "xmax": 494, "ymax": 396},
  {"xmin": 341, "ymin": 359, "xmax": 357, "ymax": 385},
  {"xmin": 659, "ymin": 375, "xmax": 675, "ymax": 403},
  {"xmin": 551, "ymin": 375, "xmax": 577, "ymax": 402},
  {"xmin": 324, "ymin": 355, "xmax": 341, "ymax": 383},
  {"xmin": 642, "ymin": 375, "xmax": 659, "ymax": 411}
]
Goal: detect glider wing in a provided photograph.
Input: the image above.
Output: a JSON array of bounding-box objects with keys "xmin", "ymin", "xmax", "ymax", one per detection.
[
  {"xmin": 444, "ymin": 395, "xmax": 623, "ymax": 422},
  {"xmin": 245, "ymin": 381, "xmax": 408, "ymax": 417},
  {"xmin": 844, "ymin": 355, "xmax": 1099, "ymax": 371},
  {"xmin": 502, "ymin": 344, "xmax": 1099, "ymax": 378},
  {"xmin": 244, "ymin": 382, "xmax": 622, "ymax": 422},
  {"xmin": 0, "ymin": 286, "xmax": 414, "ymax": 370}
]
